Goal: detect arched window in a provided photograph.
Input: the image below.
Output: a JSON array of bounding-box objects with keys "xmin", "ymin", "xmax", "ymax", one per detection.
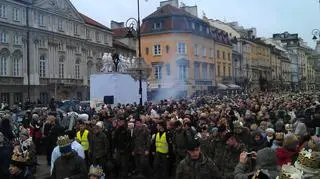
[
  {"xmin": 12, "ymin": 50, "xmax": 22, "ymax": 77},
  {"xmin": 0, "ymin": 48, "xmax": 9, "ymax": 76},
  {"xmin": 0, "ymin": 56, "xmax": 7, "ymax": 76},
  {"xmin": 39, "ymin": 55, "xmax": 46, "ymax": 77},
  {"xmin": 75, "ymin": 59, "xmax": 80, "ymax": 79},
  {"xmin": 59, "ymin": 56, "xmax": 64, "ymax": 78}
]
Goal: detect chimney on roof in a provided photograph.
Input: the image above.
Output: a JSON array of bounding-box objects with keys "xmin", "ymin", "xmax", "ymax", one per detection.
[
  {"xmin": 110, "ymin": 21, "xmax": 124, "ymax": 29},
  {"xmin": 181, "ymin": 5, "xmax": 198, "ymax": 17},
  {"xmin": 160, "ymin": 0, "xmax": 179, "ymax": 7}
]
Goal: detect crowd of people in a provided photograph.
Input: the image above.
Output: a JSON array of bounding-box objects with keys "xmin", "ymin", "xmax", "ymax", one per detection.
[{"xmin": 0, "ymin": 91, "xmax": 320, "ymax": 179}]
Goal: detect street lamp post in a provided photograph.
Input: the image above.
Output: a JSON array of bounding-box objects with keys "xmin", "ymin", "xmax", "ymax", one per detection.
[{"xmin": 126, "ymin": 0, "xmax": 151, "ymax": 107}]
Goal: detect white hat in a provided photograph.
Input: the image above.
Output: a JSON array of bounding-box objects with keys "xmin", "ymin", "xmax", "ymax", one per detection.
[
  {"xmin": 96, "ymin": 121, "xmax": 104, "ymax": 129},
  {"xmin": 266, "ymin": 128, "xmax": 275, "ymax": 134}
]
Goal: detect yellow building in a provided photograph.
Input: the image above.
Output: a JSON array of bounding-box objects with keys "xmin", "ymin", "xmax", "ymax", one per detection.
[{"xmin": 140, "ymin": 4, "xmax": 232, "ymax": 98}]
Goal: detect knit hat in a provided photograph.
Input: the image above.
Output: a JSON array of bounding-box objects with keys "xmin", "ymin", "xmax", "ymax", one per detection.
[
  {"xmin": 57, "ymin": 135, "xmax": 72, "ymax": 154},
  {"xmin": 266, "ymin": 128, "xmax": 275, "ymax": 134},
  {"xmin": 256, "ymin": 148, "xmax": 278, "ymax": 169},
  {"xmin": 88, "ymin": 165, "xmax": 105, "ymax": 178},
  {"xmin": 96, "ymin": 121, "xmax": 104, "ymax": 129},
  {"xmin": 283, "ymin": 133, "xmax": 299, "ymax": 151},
  {"xmin": 294, "ymin": 122, "xmax": 307, "ymax": 137},
  {"xmin": 186, "ymin": 138, "xmax": 200, "ymax": 151}
]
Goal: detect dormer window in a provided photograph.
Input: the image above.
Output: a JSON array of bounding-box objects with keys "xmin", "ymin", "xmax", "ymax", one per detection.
[{"xmin": 153, "ymin": 22, "xmax": 162, "ymax": 30}]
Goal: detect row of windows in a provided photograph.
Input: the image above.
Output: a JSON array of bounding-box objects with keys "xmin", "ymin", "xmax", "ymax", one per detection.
[
  {"xmin": 152, "ymin": 63, "xmax": 187, "ymax": 81},
  {"xmin": 216, "ymin": 50, "xmax": 231, "ymax": 61},
  {"xmin": 0, "ymin": 92, "xmax": 23, "ymax": 104},
  {"xmin": 0, "ymin": 31, "xmax": 21, "ymax": 45},
  {"xmin": 39, "ymin": 55, "xmax": 81, "ymax": 79},
  {"xmin": 0, "ymin": 56, "xmax": 21, "ymax": 76},
  {"xmin": 217, "ymin": 64, "xmax": 232, "ymax": 77},
  {"xmin": 146, "ymin": 43, "xmax": 231, "ymax": 61},
  {"xmin": 0, "ymin": 4, "xmax": 21, "ymax": 21}
]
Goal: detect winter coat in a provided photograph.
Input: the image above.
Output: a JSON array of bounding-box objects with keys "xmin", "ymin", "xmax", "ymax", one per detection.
[
  {"xmin": 88, "ymin": 131, "xmax": 110, "ymax": 159},
  {"xmin": 52, "ymin": 151, "xmax": 87, "ymax": 179},
  {"xmin": 113, "ymin": 126, "xmax": 131, "ymax": 153},
  {"xmin": 132, "ymin": 126, "xmax": 150, "ymax": 155},
  {"xmin": 275, "ymin": 147, "xmax": 298, "ymax": 166},
  {"xmin": 176, "ymin": 153, "xmax": 221, "ymax": 179},
  {"xmin": 0, "ymin": 146, "xmax": 12, "ymax": 179},
  {"xmin": 173, "ymin": 129, "xmax": 187, "ymax": 159}
]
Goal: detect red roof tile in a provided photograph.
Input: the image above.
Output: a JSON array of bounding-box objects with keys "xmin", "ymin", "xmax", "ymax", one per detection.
[
  {"xmin": 80, "ymin": 13, "xmax": 111, "ymax": 31},
  {"xmin": 112, "ymin": 28, "xmax": 130, "ymax": 38}
]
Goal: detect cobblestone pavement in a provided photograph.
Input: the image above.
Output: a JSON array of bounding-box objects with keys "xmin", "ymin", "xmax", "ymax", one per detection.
[{"xmin": 35, "ymin": 155, "xmax": 50, "ymax": 179}]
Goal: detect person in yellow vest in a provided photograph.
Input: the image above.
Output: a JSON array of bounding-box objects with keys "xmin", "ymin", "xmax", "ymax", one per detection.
[
  {"xmin": 152, "ymin": 121, "xmax": 172, "ymax": 179},
  {"xmin": 76, "ymin": 120, "xmax": 90, "ymax": 166}
]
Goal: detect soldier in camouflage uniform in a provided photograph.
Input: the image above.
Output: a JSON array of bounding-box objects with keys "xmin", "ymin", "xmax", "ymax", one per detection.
[{"xmin": 176, "ymin": 138, "xmax": 221, "ymax": 179}]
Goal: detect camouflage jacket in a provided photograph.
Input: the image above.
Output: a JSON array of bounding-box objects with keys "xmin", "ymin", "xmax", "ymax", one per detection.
[{"xmin": 176, "ymin": 153, "xmax": 221, "ymax": 179}]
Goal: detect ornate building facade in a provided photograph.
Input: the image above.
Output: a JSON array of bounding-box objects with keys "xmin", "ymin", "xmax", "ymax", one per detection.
[{"xmin": 0, "ymin": 0, "xmax": 113, "ymax": 105}]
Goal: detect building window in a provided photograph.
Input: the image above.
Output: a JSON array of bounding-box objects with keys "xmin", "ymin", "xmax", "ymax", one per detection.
[
  {"xmin": 228, "ymin": 53, "xmax": 231, "ymax": 61},
  {"xmin": 13, "ymin": 8, "xmax": 20, "ymax": 21},
  {"xmin": 75, "ymin": 59, "xmax": 80, "ymax": 79},
  {"xmin": 95, "ymin": 31, "xmax": 100, "ymax": 42},
  {"xmin": 58, "ymin": 19, "xmax": 63, "ymax": 31},
  {"xmin": 0, "ymin": 31, "xmax": 7, "ymax": 43},
  {"xmin": 153, "ymin": 64, "xmax": 162, "ymax": 80},
  {"xmin": 0, "ymin": 56, "xmax": 7, "ymax": 76},
  {"xmin": 166, "ymin": 45, "xmax": 169, "ymax": 53},
  {"xmin": 194, "ymin": 63, "xmax": 200, "ymax": 79},
  {"xmin": 209, "ymin": 65, "xmax": 214, "ymax": 79},
  {"xmin": 13, "ymin": 56, "xmax": 20, "ymax": 76},
  {"xmin": 206, "ymin": 28, "xmax": 209, "ymax": 34},
  {"xmin": 177, "ymin": 42, "xmax": 187, "ymax": 54},
  {"xmin": 178, "ymin": 65, "xmax": 187, "ymax": 81},
  {"xmin": 86, "ymin": 29, "xmax": 91, "ymax": 39},
  {"xmin": 153, "ymin": 44, "xmax": 161, "ymax": 55},
  {"xmin": 104, "ymin": 34, "xmax": 108, "ymax": 44},
  {"xmin": 217, "ymin": 64, "xmax": 220, "ymax": 76},
  {"xmin": 202, "ymin": 63, "xmax": 207, "ymax": 79},
  {"xmin": 166, "ymin": 64, "xmax": 170, "ymax": 76},
  {"xmin": 223, "ymin": 52, "xmax": 225, "ymax": 60},
  {"xmin": 59, "ymin": 57, "xmax": 64, "ymax": 78},
  {"xmin": 13, "ymin": 35, "xmax": 20, "ymax": 45},
  {"xmin": 217, "ymin": 50, "xmax": 220, "ymax": 59},
  {"xmin": 199, "ymin": 25, "xmax": 203, "ymax": 32},
  {"xmin": 73, "ymin": 23, "xmax": 78, "ymax": 35},
  {"xmin": 145, "ymin": 47, "xmax": 149, "ymax": 55},
  {"xmin": 0, "ymin": 4, "xmax": 6, "ymax": 18},
  {"xmin": 40, "ymin": 92, "xmax": 48, "ymax": 104},
  {"xmin": 0, "ymin": 93, "xmax": 9, "ymax": 104},
  {"xmin": 38, "ymin": 13, "xmax": 45, "ymax": 26},
  {"xmin": 223, "ymin": 65, "xmax": 226, "ymax": 76},
  {"xmin": 202, "ymin": 46, "xmax": 206, "ymax": 57},
  {"xmin": 210, "ymin": 48, "xmax": 214, "ymax": 58},
  {"xmin": 39, "ymin": 55, "xmax": 46, "ymax": 77},
  {"xmin": 191, "ymin": 22, "xmax": 195, "ymax": 30},
  {"xmin": 228, "ymin": 65, "xmax": 231, "ymax": 76},
  {"xmin": 58, "ymin": 42, "xmax": 64, "ymax": 51},
  {"xmin": 153, "ymin": 22, "xmax": 162, "ymax": 30},
  {"xmin": 194, "ymin": 44, "xmax": 198, "ymax": 56},
  {"xmin": 13, "ymin": 93, "xmax": 22, "ymax": 104}
]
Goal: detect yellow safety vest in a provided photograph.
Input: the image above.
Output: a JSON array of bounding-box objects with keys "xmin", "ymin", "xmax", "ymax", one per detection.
[
  {"xmin": 155, "ymin": 132, "xmax": 168, "ymax": 154},
  {"xmin": 76, "ymin": 130, "xmax": 89, "ymax": 151}
]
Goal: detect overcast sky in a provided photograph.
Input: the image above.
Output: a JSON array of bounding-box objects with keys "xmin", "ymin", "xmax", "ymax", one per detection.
[{"xmin": 70, "ymin": 0, "xmax": 320, "ymax": 48}]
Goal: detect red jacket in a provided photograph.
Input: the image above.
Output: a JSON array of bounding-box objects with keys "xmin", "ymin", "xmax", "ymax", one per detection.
[{"xmin": 275, "ymin": 147, "xmax": 298, "ymax": 166}]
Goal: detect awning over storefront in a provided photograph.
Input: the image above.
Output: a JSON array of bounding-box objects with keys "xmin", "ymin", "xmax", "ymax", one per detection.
[
  {"xmin": 217, "ymin": 83, "xmax": 228, "ymax": 90},
  {"xmin": 227, "ymin": 84, "xmax": 241, "ymax": 89}
]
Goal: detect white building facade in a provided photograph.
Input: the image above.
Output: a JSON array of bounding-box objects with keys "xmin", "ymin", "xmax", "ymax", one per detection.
[{"xmin": 0, "ymin": 0, "xmax": 113, "ymax": 104}]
